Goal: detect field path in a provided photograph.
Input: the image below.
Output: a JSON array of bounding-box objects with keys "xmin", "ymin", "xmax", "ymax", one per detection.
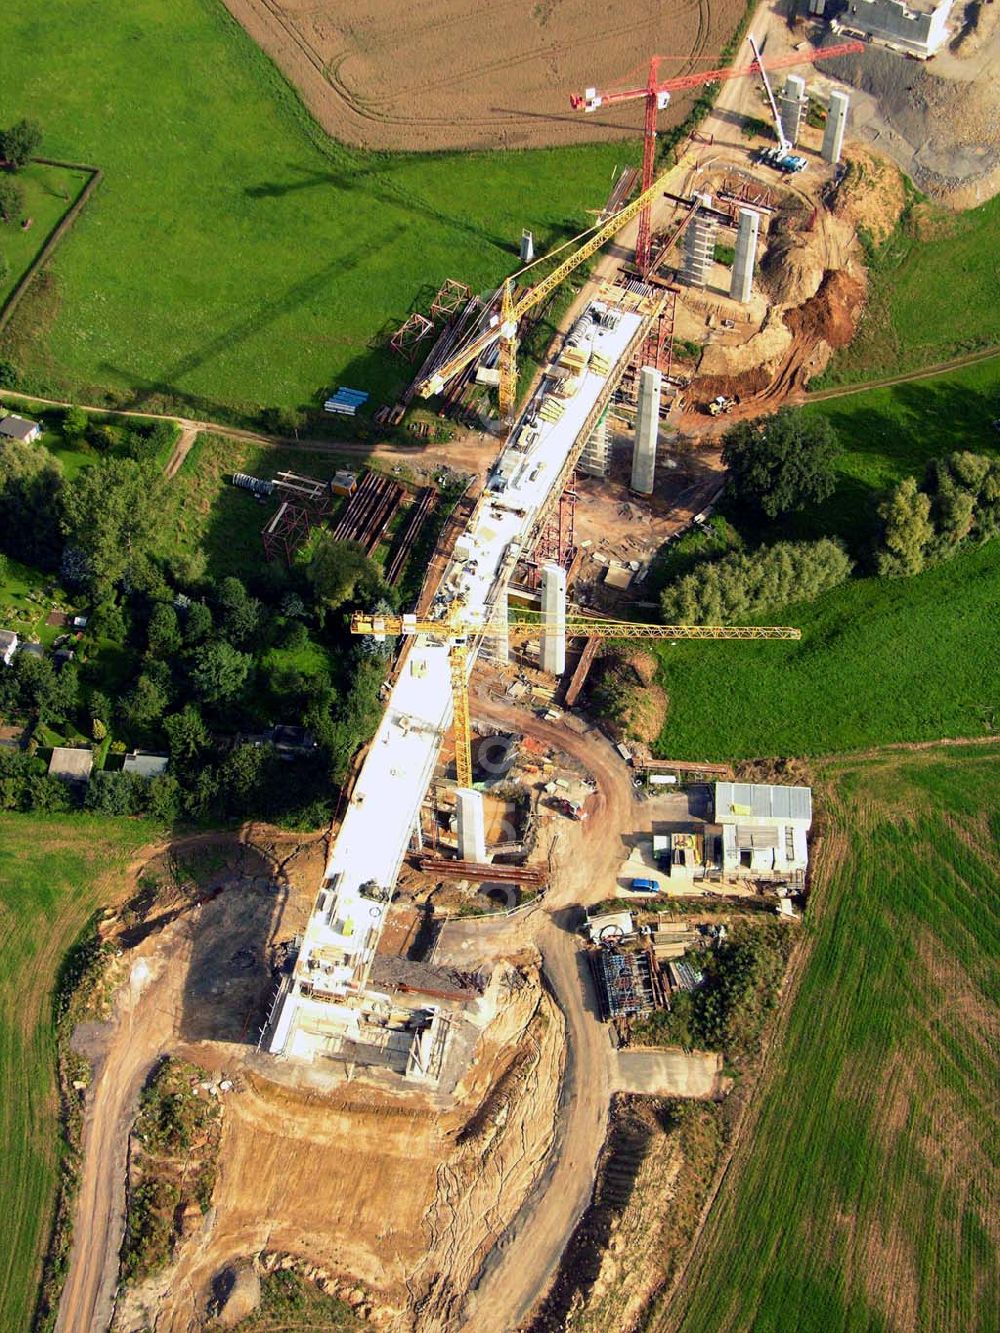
[
  {"xmin": 56, "ymin": 923, "xmax": 193, "ymax": 1333},
  {"xmin": 8, "ymin": 345, "xmax": 998, "ymax": 491},
  {"xmin": 800, "ymin": 344, "xmax": 1000, "ymax": 401},
  {"xmin": 0, "ymin": 390, "xmax": 496, "ymax": 481},
  {"xmin": 163, "ymin": 425, "xmax": 198, "ymax": 480}
]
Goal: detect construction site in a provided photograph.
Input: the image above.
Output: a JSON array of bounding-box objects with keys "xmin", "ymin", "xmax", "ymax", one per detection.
[{"xmin": 50, "ymin": 14, "xmax": 947, "ymax": 1333}]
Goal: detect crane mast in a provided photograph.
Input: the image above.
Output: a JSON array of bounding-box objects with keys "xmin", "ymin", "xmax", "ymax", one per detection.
[
  {"xmin": 748, "ymin": 34, "xmax": 790, "ymax": 155},
  {"xmin": 417, "ymin": 160, "xmax": 679, "ymax": 415}
]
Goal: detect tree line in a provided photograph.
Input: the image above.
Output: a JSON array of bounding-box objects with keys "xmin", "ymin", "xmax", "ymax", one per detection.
[
  {"xmin": 660, "ymin": 538, "xmax": 852, "ymax": 624},
  {"xmin": 657, "ymin": 409, "xmax": 999, "ymax": 628}
]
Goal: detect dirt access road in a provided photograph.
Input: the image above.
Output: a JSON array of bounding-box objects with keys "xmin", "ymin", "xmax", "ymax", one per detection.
[
  {"xmin": 436, "ymin": 693, "xmax": 637, "ymax": 1330},
  {"xmin": 55, "ymin": 924, "xmax": 194, "ymax": 1333},
  {"xmin": 0, "ymin": 389, "xmax": 497, "ymax": 484},
  {"xmin": 438, "ymin": 693, "xmax": 723, "ymax": 1329}
]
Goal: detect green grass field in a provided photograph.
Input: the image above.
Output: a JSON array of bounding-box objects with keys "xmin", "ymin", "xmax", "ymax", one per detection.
[
  {"xmin": 0, "ymin": 0, "xmax": 628, "ymax": 423},
  {"xmin": 654, "ymin": 362, "xmax": 1000, "ymax": 761},
  {"xmin": 665, "ymin": 743, "xmax": 1000, "ymax": 1332},
  {"xmin": 796, "ymin": 356, "xmax": 1000, "ymax": 555},
  {"xmin": 0, "ymin": 161, "xmax": 91, "ymax": 309},
  {"xmin": 0, "ymin": 816, "xmax": 154, "ymax": 1332},
  {"xmin": 655, "ymin": 535, "xmax": 1000, "ymax": 761},
  {"xmin": 814, "ymin": 194, "xmax": 1000, "ymax": 387}
]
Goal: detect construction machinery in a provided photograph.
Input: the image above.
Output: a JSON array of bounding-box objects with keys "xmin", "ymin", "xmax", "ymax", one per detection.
[
  {"xmin": 570, "ymin": 38, "xmax": 863, "ymax": 271},
  {"xmin": 351, "ymin": 610, "xmax": 800, "ymax": 790},
  {"xmin": 747, "ymin": 34, "xmax": 808, "ymax": 174},
  {"xmin": 707, "ymin": 394, "xmax": 738, "ymax": 416},
  {"xmin": 415, "ymin": 163, "xmax": 678, "ymax": 420}
]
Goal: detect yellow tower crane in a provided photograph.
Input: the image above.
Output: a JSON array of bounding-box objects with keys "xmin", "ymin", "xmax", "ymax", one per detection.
[
  {"xmin": 416, "ymin": 159, "xmax": 685, "ymax": 420},
  {"xmin": 351, "ymin": 611, "xmax": 800, "ymax": 790}
]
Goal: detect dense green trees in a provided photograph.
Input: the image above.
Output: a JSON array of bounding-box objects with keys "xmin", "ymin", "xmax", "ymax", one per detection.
[
  {"xmin": 188, "ymin": 640, "xmax": 251, "ymax": 704},
  {"xmin": 0, "ymin": 438, "xmax": 63, "ymax": 567},
  {"xmin": 660, "ymin": 538, "xmax": 852, "ymax": 624},
  {"xmin": 0, "ymin": 118, "xmax": 42, "ymax": 168},
  {"xmin": 307, "ymin": 536, "xmax": 386, "ymax": 621},
  {"xmin": 876, "ymin": 450, "xmax": 1000, "ymax": 576},
  {"xmin": 877, "ymin": 476, "xmax": 933, "ymax": 576},
  {"xmin": 0, "ymin": 425, "xmax": 415, "ymax": 827},
  {"xmin": 61, "ymin": 407, "xmax": 89, "ymax": 441},
  {"xmin": 0, "ymin": 749, "xmax": 71, "ymax": 813},
  {"xmin": 61, "ymin": 457, "xmax": 159, "ymax": 593},
  {"xmin": 633, "ymin": 920, "xmax": 797, "ymax": 1062},
  {"xmin": 721, "ymin": 408, "xmax": 841, "ymax": 519}
]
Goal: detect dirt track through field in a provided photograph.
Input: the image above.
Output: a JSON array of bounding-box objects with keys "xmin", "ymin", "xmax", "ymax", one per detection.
[
  {"xmin": 55, "ymin": 922, "xmax": 194, "ymax": 1333},
  {"xmin": 221, "ymin": 0, "xmax": 745, "ymax": 152}
]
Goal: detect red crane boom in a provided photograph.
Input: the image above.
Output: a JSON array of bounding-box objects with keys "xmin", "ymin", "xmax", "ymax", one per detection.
[{"xmin": 571, "ymin": 39, "xmax": 864, "ymax": 273}]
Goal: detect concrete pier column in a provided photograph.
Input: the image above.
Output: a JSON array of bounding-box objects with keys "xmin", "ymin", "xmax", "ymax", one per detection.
[
  {"xmin": 779, "ymin": 74, "xmax": 807, "ymax": 146},
  {"xmin": 456, "ymin": 788, "xmax": 487, "ymax": 863},
  {"xmin": 540, "ymin": 562, "xmax": 567, "ymax": 677},
  {"xmin": 729, "ymin": 209, "xmax": 760, "ymax": 305},
  {"xmin": 822, "ymin": 89, "xmax": 849, "ymax": 165},
  {"xmin": 630, "ymin": 366, "xmax": 661, "ymax": 495}
]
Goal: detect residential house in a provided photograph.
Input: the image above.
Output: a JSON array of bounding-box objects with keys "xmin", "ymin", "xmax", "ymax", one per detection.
[
  {"xmin": 0, "ymin": 414, "xmax": 42, "ymax": 444},
  {"xmin": 122, "ymin": 751, "xmax": 170, "ymax": 779}
]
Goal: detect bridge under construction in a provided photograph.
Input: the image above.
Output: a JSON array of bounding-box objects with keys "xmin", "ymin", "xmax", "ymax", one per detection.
[{"xmin": 264, "ymin": 283, "xmax": 657, "ymax": 1073}]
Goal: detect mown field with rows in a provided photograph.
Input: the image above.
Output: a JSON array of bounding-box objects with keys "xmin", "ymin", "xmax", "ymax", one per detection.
[
  {"xmin": 664, "ymin": 742, "xmax": 1000, "ymax": 1332},
  {"xmin": 0, "ymin": 816, "xmax": 153, "ymax": 1333}
]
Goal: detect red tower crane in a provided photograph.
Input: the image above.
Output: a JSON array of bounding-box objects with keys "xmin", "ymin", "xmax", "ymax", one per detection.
[{"xmin": 570, "ymin": 38, "xmax": 864, "ymax": 274}]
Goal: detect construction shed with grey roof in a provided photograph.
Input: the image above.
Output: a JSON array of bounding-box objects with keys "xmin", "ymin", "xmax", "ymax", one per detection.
[
  {"xmin": 48, "ymin": 747, "xmax": 94, "ymax": 783},
  {"xmin": 713, "ymin": 782, "xmax": 812, "ymax": 828},
  {"xmin": 122, "ymin": 751, "xmax": 170, "ymax": 779},
  {"xmin": 712, "ymin": 781, "xmax": 812, "ymax": 881}
]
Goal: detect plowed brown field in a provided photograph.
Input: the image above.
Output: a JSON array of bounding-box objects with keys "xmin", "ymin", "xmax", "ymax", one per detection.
[{"xmin": 221, "ymin": 0, "xmax": 747, "ymax": 151}]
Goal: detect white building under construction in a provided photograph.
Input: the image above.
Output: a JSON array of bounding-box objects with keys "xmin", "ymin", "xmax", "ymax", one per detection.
[
  {"xmin": 264, "ymin": 284, "xmax": 661, "ymax": 1076},
  {"xmin": 830, "ymin": 0, "xmax": 955, "ymax": 57}
]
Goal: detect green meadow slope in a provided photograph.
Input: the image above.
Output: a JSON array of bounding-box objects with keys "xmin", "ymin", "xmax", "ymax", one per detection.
[
  {"xmin": 0, "ymin": 0, "xmax": 626, "ymax": 421},
  {"xmin": 656, "ymin": 359, "xmax": 1000, "ymax": 760},
  {"xmin": 0, "ymin": 818, "xmax": 152, "ymax": 1332}
]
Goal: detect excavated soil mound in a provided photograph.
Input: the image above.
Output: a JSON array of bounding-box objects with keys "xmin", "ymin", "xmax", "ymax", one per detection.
[
  {"xmin": 784, "ymin": 269, "xmax": 867, "ymax": 350},
  {"xmin": 757, "ymin": 228, "xmax": 825, "ymax": 309},
  {"xmin": 697, "ymin": 310, "xmax": 793, "ymax": 380},
  {"xmin": 832, "ymin": 147, "xmax": 906, "ymax": 246},
  {"xmin": 221, "ymin": 0, "xmax": 749, "ymax": 152}
]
